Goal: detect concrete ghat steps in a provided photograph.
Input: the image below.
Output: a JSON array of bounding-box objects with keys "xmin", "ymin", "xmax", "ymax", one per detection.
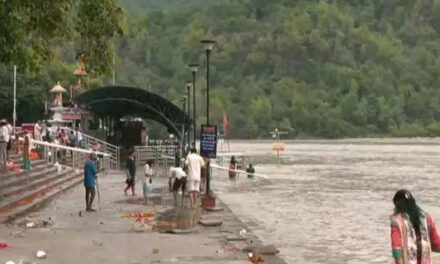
[
  {"xmin": 1, "ymin": 159, "xmax": 47, "ymax": 177},
  {"xmin": 1, "ymin": 168, "xmax": 72, "ymax": 198},
  {"xmin": 0, "ymin": 170, "xmax": 83, "ymax": 223},
  {"xmin": 0, "ymin": 166, "xmax": 57, "ymax": 191}
]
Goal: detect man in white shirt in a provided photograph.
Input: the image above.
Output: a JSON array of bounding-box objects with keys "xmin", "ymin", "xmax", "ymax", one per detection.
[
  {"xmin": 0, "ymin": 120, "xmax": 9, "ymax": 171},
  {"xmin": 184, "ymin": 148, "xmax": 205, "ymax": 209}
]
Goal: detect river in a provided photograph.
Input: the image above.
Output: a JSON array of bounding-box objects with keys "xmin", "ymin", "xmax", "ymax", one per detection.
[{"xmin": 212, "ymin": 139, "xmax": 440, "ymax": 264}]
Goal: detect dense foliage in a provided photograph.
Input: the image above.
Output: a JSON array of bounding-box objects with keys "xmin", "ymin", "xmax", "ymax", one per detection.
[
  {"xmin": 113, "ymin": 0, "xmax": 440, "ymax": 138},
  {"xmin": 0, "ymin": 0, "xmax": 122, "ymax": 123},
  {"xmin": 4, "ymin": 0, "xmax": 440, "ymax": 139}
]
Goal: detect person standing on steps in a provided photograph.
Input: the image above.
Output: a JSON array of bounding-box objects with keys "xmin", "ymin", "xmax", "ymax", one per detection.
[
  {"xmin": 185, "ymin": 148, "xmax": 205, "ymax": 209},
  {"xmin": 390, "ymin": 189, "xmax": 440, "ymax": 264},
  {"xmin": 22, "ymin": 132, "xmax": 32, "ymax": 170},
  {"xmin": 125, "ymin": 149, "xmax": 136, "ymax": 196},
  {"xmin": 84, "ymin": 153, "xmax": 98, "ymax": 212}
]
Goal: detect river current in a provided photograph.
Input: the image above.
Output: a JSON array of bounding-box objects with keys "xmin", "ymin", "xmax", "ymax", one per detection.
[{"xmin": 212, "ymin": 139, "xmax": 440, "ymax": 263}]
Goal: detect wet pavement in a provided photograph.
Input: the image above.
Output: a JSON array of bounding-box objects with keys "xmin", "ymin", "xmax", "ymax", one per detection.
[
  {"xmin": 213, "ymin": 140, "xmax": 440, "ymax": 264},
  {"xmin": 0, "ymin": 169, "xmax": 287, "ymax": 264}
]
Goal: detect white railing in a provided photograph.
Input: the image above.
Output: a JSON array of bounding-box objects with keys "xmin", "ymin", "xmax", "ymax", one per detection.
[
  {"xmin": 32, "ymin": 139, "xmax": 111, "ymax": 176},
  {"xmin": 62, "ymin": 127, "xmax": 120, "ymax": 170}
]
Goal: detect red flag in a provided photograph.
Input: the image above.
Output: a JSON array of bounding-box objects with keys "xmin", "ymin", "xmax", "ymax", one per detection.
[{"xmin": 223, "ymin": 112, "xmax": 228, "ymax": 135}]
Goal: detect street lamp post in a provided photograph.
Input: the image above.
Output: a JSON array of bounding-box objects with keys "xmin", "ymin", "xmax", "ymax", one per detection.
[
  {"xmin": 201, "ymin": 40, "xmax": 216, "ymax": 125},
  {"xmin": 189, "ymin": 64, "xmax": 199, "ymax": 146},
  {"xmin": 182, "ymin": 97, "xmax": 187, "ymax": 151},
  {"xmin": 185, "ymin": 81, "xmax": 192, "ymax": 147},
  {"xmin": 201, "ymin": 39, "xmax": 216, "ymax": 197}
]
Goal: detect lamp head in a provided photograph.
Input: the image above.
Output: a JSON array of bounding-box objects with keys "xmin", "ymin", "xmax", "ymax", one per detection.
[
  {"xmin": 201, "ymin": 39, "xmax": 216, "ymax": 51},
  {"xmin": 189, "ymin": 63, "xmax": 199, "ymax": 73}
]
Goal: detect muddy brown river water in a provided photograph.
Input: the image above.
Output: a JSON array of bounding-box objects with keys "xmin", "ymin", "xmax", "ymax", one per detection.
[{"xmin": 212, "ymin": 139, "xmax": 440, "ymax": 264}]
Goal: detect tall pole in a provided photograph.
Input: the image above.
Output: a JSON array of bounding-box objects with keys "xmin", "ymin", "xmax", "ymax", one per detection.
[
  {"xmin": 186, "ymin": 83, "xmax": 191, "ymax": 146},
  {"xmin": 182, "ymin": 98, "xmax": 186, "ymax": 150},
  {"xmin": 191, "ymin": 69, "xmax": 197, "ymax": 146},
  {"xmin": 13, "ymin": 65, "xmax": 17, "ymax": 129},
  {"xmin": 206, "ymin": 50, "xmax": 211, "ymax": 125}
]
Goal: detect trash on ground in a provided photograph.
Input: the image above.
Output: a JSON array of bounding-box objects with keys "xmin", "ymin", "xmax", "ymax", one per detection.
[
  {"xmin": 248, "ymin": 251, "xmax": 263, "ymax": 263},
  {"xmin": 0, "ymin": 242, "xmax": 9, "ymax": 249},
  {"xmin": 26, "ymin": 222, "xmax": 35, "ymax": 228},
  {"xmin": 36, "ymin": 250, "xmax": 47, "ymax": 259},
  {"xmin": 5, "ymin": 261, "xmax": 15, "ymax": 264},
  {"xmin": 152, "ymin": 248, "xmax": 160, "ymax": 254},
  {"xmin": 239, "ymin": 229, "xmax": 247, "ymax": 236}
]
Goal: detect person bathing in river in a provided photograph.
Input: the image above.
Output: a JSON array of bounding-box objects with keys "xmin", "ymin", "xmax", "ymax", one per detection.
[
  {"xmin": 246, "ymin": 163, "xmax": 255, "ymax": 179},
  {"xmin": 228, "ymin": 156, "xmax": 238, "ymax": 180},
  {"xmin": 390, "ymin": 189, "xmax": 440, "ymax": 264}
]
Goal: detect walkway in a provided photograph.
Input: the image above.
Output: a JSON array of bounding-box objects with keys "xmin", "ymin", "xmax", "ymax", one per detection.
[{"xmin": 0, "ymin": 169, "xmax": 286, "ymax": 264}]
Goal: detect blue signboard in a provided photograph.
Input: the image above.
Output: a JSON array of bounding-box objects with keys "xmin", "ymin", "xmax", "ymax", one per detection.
[{"xmin": 200, "ymin": 125, "xmax": 217, "ymax": 158}]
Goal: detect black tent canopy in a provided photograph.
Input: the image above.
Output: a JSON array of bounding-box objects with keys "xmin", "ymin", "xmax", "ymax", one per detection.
[{"xmin": 75, "ymin": 86, "xmax": 191, "ymax": 138}]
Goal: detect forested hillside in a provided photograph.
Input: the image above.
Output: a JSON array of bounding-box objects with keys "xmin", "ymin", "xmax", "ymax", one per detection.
[{"xmin": 3, "ymin": 0, "xmax": 440, "ymax": 138}]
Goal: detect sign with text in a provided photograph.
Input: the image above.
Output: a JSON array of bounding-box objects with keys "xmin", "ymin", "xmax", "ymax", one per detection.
[{"xmin": 200, "ymin": 125, "xmax": 218, "ymax": 158}]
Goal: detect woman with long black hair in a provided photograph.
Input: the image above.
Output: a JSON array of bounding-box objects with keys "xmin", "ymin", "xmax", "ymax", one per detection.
[{"xmin": 390, "ymin": 189, "xmax": 440, "ymax": 264}]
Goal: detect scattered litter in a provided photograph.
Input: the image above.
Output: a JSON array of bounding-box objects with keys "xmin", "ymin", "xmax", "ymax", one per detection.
[
  {"xmin": 239, "ymin": 229, "xmax": 247, "ymax": 236},
  {"xmin": 169, "ymin": 258, "xmax": 178, "ymax": 262},
  {"xmin": 54, "ymin": 162, "xmax": 62, "ymax": 173},
  {"xmin": 36, "ymin": 250, "xmax": 46, "ymax": 259},
  {"xmin": 26, "ymin": 222, "xmax": 35, "ymax": 228},
  {"xmin": 78, "ymin": 211, "xmax": 84, "ymax": 217},
  {"xmin": 5, "ymin": 261, "xmax": 15, "ymax": 264},
  {"xmin": 152, "ymin": 248, "xmax": 160, "ymax": 254},
  {"xmin": 248, "ymin": 251, "xmax": 263, "ymax": 263},
  {"xmin": 0, "ymin": 242, "xmax": 9, "ymax": 249}
]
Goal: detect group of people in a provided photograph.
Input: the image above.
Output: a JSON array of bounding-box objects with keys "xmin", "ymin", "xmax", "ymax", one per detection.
[
  {"xmin": 120, "ymin": 146, "xmax": 206, "ymax": 209},
  {"xmin": 228, "ymin": 155, "xmax": 256, "ymax": 180},
  {"xmin": 38, "ymin": 123, "xmax": 83, "ymax": 149}
]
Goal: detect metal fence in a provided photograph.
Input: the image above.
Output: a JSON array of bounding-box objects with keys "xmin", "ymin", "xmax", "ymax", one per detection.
[
  {"xmin": 32, "ymin": 139, "xmax": 111, "ymax": 176},
  {"xmin": 134, "ymin": 145, "xmax": 178, "ymax": 176},
  {"xmin": 62, "ymin": 127, "xmax": 120, "ymax": 170}
]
